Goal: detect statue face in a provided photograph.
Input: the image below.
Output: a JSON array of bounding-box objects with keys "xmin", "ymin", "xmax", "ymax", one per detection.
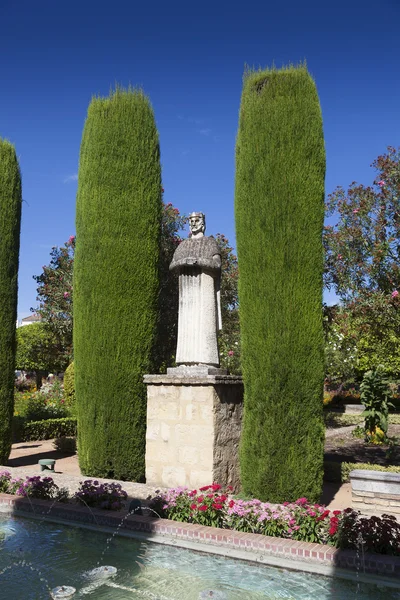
[{"xmin": 189, "ymin": 214, "xmax": 205, "ymax": 236}]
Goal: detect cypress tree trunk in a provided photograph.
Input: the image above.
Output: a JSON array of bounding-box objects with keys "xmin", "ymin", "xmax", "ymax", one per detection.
[
  {"xmin": 0, "ymin": 139, "xmax": 22, "ymax": 463},
  {"xmin": 74, "ymin": 88, "xmax": 161, "ymax": 481},
  {"xmin": 235, "ymin": 65, "xmax": 326, "ymax": 502}
]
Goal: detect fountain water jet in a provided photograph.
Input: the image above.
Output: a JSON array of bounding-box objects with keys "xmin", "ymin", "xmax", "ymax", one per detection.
[{"xmin": 51, "ymin": 585, "xmax": 76, "ymax": 599}]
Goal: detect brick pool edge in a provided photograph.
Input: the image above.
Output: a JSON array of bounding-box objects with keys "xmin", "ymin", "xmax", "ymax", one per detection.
[{"xmin": 1, "ymin": 493, "xmax": 399, "ymax": 585}]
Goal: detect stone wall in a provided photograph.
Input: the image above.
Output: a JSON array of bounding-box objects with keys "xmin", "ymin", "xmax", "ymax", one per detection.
[
  {"xmin": 144, "ymin": 374, "xmax": 243, "ymax": 491},
  {"xmin": 350, "ymin": 469, "xmax": 400, "ymax": 516}
]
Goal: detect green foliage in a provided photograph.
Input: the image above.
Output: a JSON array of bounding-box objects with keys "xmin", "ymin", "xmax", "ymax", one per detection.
[
  {"xmin": 16, "ymin": 322, "xmax": 66, "ymax": 374},
  {"xmin": 53, "ymin": 436, "xmax": 76, "ymax": 453},
  {"xmin": 215, "ymin": 233, "xmax": 240, "ymax": 374},
  {"xmin": 324, "ymin": 147, "xmax": 400, "ymax": 381},
  {"xmin": 325, "ymin": 146, "xmax": 400, "ymax": 301},
  {"xmin": 33, "ymin": 236, "xmax": 75, "ymax": 365},
  {"xmin": 0, "ymin": 139, "xmax": 22, "ymax": 464},
  {"xmin": 235, "ymin": 64, "xmax": 326, "ymax": 502},
  {"xmin": 341, "ymin": 461, "xmax": 400, "ymax": 483},
  {"xmin": 74, "ymin": 87, "xmax": 161, "ymax": 480},
  {"xmin": 12, "ymin": 417, "xmax": 77, "ymax": 442},
  {"xmin": 324, "ymin": 306, "xmax": 358, "ymax": 387},
  {"xmin": 360, "ymin": 365, "xmax": 394, "ymax": 438},
  {"xmin": 14, "ymin": 380, "xmax": 70, "ymax": 421},
  {"xmin": 63, "ymin": 361, "xmax": 75, "ymax": 410}
]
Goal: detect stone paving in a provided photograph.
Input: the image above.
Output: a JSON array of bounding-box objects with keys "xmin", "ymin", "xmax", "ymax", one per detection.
[{"xmin": 1, "ymin": 439, "xmax": 165, "ymax": 503}]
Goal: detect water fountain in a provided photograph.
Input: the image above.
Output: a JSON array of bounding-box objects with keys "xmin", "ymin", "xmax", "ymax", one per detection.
[{"xmin": 51, "ymin": 585, "xmax": 76, "ymax": 599}]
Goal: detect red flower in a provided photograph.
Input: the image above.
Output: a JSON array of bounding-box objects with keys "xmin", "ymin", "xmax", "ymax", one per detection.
[
  {"xmin": 333, "ymin": 510, "xmax": 341, "ymax": 516},
  {"xmin": 227, "ymin": 486, "xmax": 233, "ymax": 491},
  {"xmin": 190, "ymin": 503, "xmax": 197, "ymax": 510},
  {"xmin": 329, "ymin": 525, "xmax": 338, "ymax": 536},
  {"xmin": 199, "ymin": 505, "xmax": 208, "ymax": 511},
  {"xmin": 320, "ymin": 510, "xmax": 330, "ymax": 519},
  {"xmin": 229, "ymin": 500, "xmax": 235, "ymax": 508},
  {"xmin": 196, "ymin": 495, "xmax": 204, "ymax": 503},
  {"xmin": 212, "ymin": 503, "xmax": 223, "ymax": 510},
  {"xmin": 199, "ymin": 485, "xmax": 211, "ymax": 492},
  {"xmin": 211, "ymin": 484, "xmax": 221, "ymax": 491}
]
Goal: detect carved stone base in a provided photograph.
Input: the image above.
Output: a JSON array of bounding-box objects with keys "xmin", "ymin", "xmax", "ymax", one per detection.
[{"xmin": 144, "ymin": 374, "xmax": 243, "ymax": 492}]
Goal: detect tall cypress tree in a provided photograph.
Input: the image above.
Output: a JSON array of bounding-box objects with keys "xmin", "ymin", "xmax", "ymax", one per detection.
[
  {"xmin": 0, "ymin": 139, "xmax": 22, "ymax": 464},
  {"xmin": 74, "ymin": 88, "xmax": 161, "ymax": 481},
  {"xmin": 235, "ymin": 65, "xmax": 326, "ymax": 502}
]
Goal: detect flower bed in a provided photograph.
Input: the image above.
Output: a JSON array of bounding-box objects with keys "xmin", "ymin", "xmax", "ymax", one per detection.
[
  {"xmin": 0, "ymin": 471, "xmax": 126, "ymax": 510},
  {"xmin": 148, "ymin": 483, "xmax": 400, "ymax": 556}
]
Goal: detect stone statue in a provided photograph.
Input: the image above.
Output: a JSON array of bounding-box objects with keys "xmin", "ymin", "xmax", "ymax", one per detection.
[{"xmin": 169, "ymin": 212, "xmax": 222, "ymax": 368}]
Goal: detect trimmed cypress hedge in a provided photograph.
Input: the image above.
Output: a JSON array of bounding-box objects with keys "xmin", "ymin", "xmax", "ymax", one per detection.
[
  {"xmin": 235, "ymin": 65, "xmax": 326, "ymax": 502},
  {"xmin": 0, "ymin": 140, "xmax": 22, "ymax": 464},
  {"xmin": 74, "ymin": 88, "xmax": 161, "ymax": 481}
]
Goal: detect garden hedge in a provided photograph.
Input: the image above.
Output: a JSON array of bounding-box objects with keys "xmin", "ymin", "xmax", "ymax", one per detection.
[
  {"xmin": 0, "ymin": 139, "xmax": 22, "ymax": 463},
  {"xmin": 74, "ymin": 88, "xmax": 161, "ymax": 480},
  {"xmin": 12, "ymin": 417, "xmax": 77, "ymax": 443},
  {"xmin": 235, "ymin": 65, "xmax": 326, "ymax": 502}
]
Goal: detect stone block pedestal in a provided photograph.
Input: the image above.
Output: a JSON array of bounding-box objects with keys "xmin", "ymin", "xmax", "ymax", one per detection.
[
  {"xmin": 350, "ymin": 469, "xmax": 400, "ymax": 515},
  {"xmin": 144, "ymin": 374, "xmax": 243, "ymax": 491}
]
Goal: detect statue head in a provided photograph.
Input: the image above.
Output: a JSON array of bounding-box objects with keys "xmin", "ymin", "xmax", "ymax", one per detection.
[{"xmin": 189, "ymin": 212, "xmax": 205, "ymax": 238}]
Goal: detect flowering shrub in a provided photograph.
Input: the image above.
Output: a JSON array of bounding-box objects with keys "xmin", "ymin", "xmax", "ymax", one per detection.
[
  {"xmin": 0, "ymin": 471, "xmax": 68, "ymax": 501},
  {"xmin": 150, "ymin": 485, "xmax": 341, "ymax": 545},
  {"xmin": 338, "ymin": 509, "xmax": 400, "ymax": 556},
  {"xmin": 157, "ymin": 484, "xmax": 232, "ymax": 528},
  {"xmin": 0, "ymin": 470, "xmax": 12, "ymax": 493},
  {"xmin": 15, "ymin": 380, "xmax": 71, "ymax": 422},
  {"xmin": 74, "ymin": 480, "xmax": 127, "ymax": 510}
]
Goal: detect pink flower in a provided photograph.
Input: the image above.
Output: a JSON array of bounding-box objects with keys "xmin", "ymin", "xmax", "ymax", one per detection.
[
  {"xmin": 352, "ymin": 209, "xmax": 359, "ymax": 214},
  {"xmin": 337, "ymin": 254, "xmax": 343, "ymax": 260},
  {"xmin": 392, "ymin": 290, "xmax": 399, "ymax": 298},
  {"xmin": 228, "ymin": 351, "xmax": 234, "ymax": 357},
  {"xmin": 64, "ymin": 292, "xmax": 70, "ymax": 298},
  {"xmin": 378, "ymin": 180, "xmax": 385, "ymax": 187},
  {"xmin": 68, "ymin": 235, "xmax": 75, "ymax": 243}
]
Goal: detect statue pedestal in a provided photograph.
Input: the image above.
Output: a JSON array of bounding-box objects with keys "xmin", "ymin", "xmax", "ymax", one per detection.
[{"xmin": 144, "ymin": 373, "xmax": 243, "ymax": 492}]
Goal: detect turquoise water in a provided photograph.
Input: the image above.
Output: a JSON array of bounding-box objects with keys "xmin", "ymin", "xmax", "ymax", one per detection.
[{"xmin": 0, "ymin": 514, "xmax": 399, "ymax": 599}]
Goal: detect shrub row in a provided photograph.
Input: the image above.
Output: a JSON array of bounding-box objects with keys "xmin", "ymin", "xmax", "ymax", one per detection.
[
  {"xmin": 324, "ymin": 460, "xmax": 400, "ymax": 483},
  {"xmin": 324, "ymin": 412, "xmax": 400, "ymax": 427},
  {"xmin": 12, "ymin": 417, "xmax": 77, "ymax": 442}
]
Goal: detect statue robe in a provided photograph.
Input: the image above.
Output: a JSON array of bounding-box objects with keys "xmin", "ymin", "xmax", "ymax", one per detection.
[{"xmin": 170, "ymin": 236, "xmax": 222, "ymax": 366}]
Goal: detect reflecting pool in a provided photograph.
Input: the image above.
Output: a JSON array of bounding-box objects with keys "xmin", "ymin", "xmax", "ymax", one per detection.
[{"xmin": 1, "ymin": 514, "xmax": 399, "ymax": 599}]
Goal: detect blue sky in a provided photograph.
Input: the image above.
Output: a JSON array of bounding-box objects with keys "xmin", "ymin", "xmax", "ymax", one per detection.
[{"xmin": 1, "ymin": 0, "xmax": 399, "ymax": 319}]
